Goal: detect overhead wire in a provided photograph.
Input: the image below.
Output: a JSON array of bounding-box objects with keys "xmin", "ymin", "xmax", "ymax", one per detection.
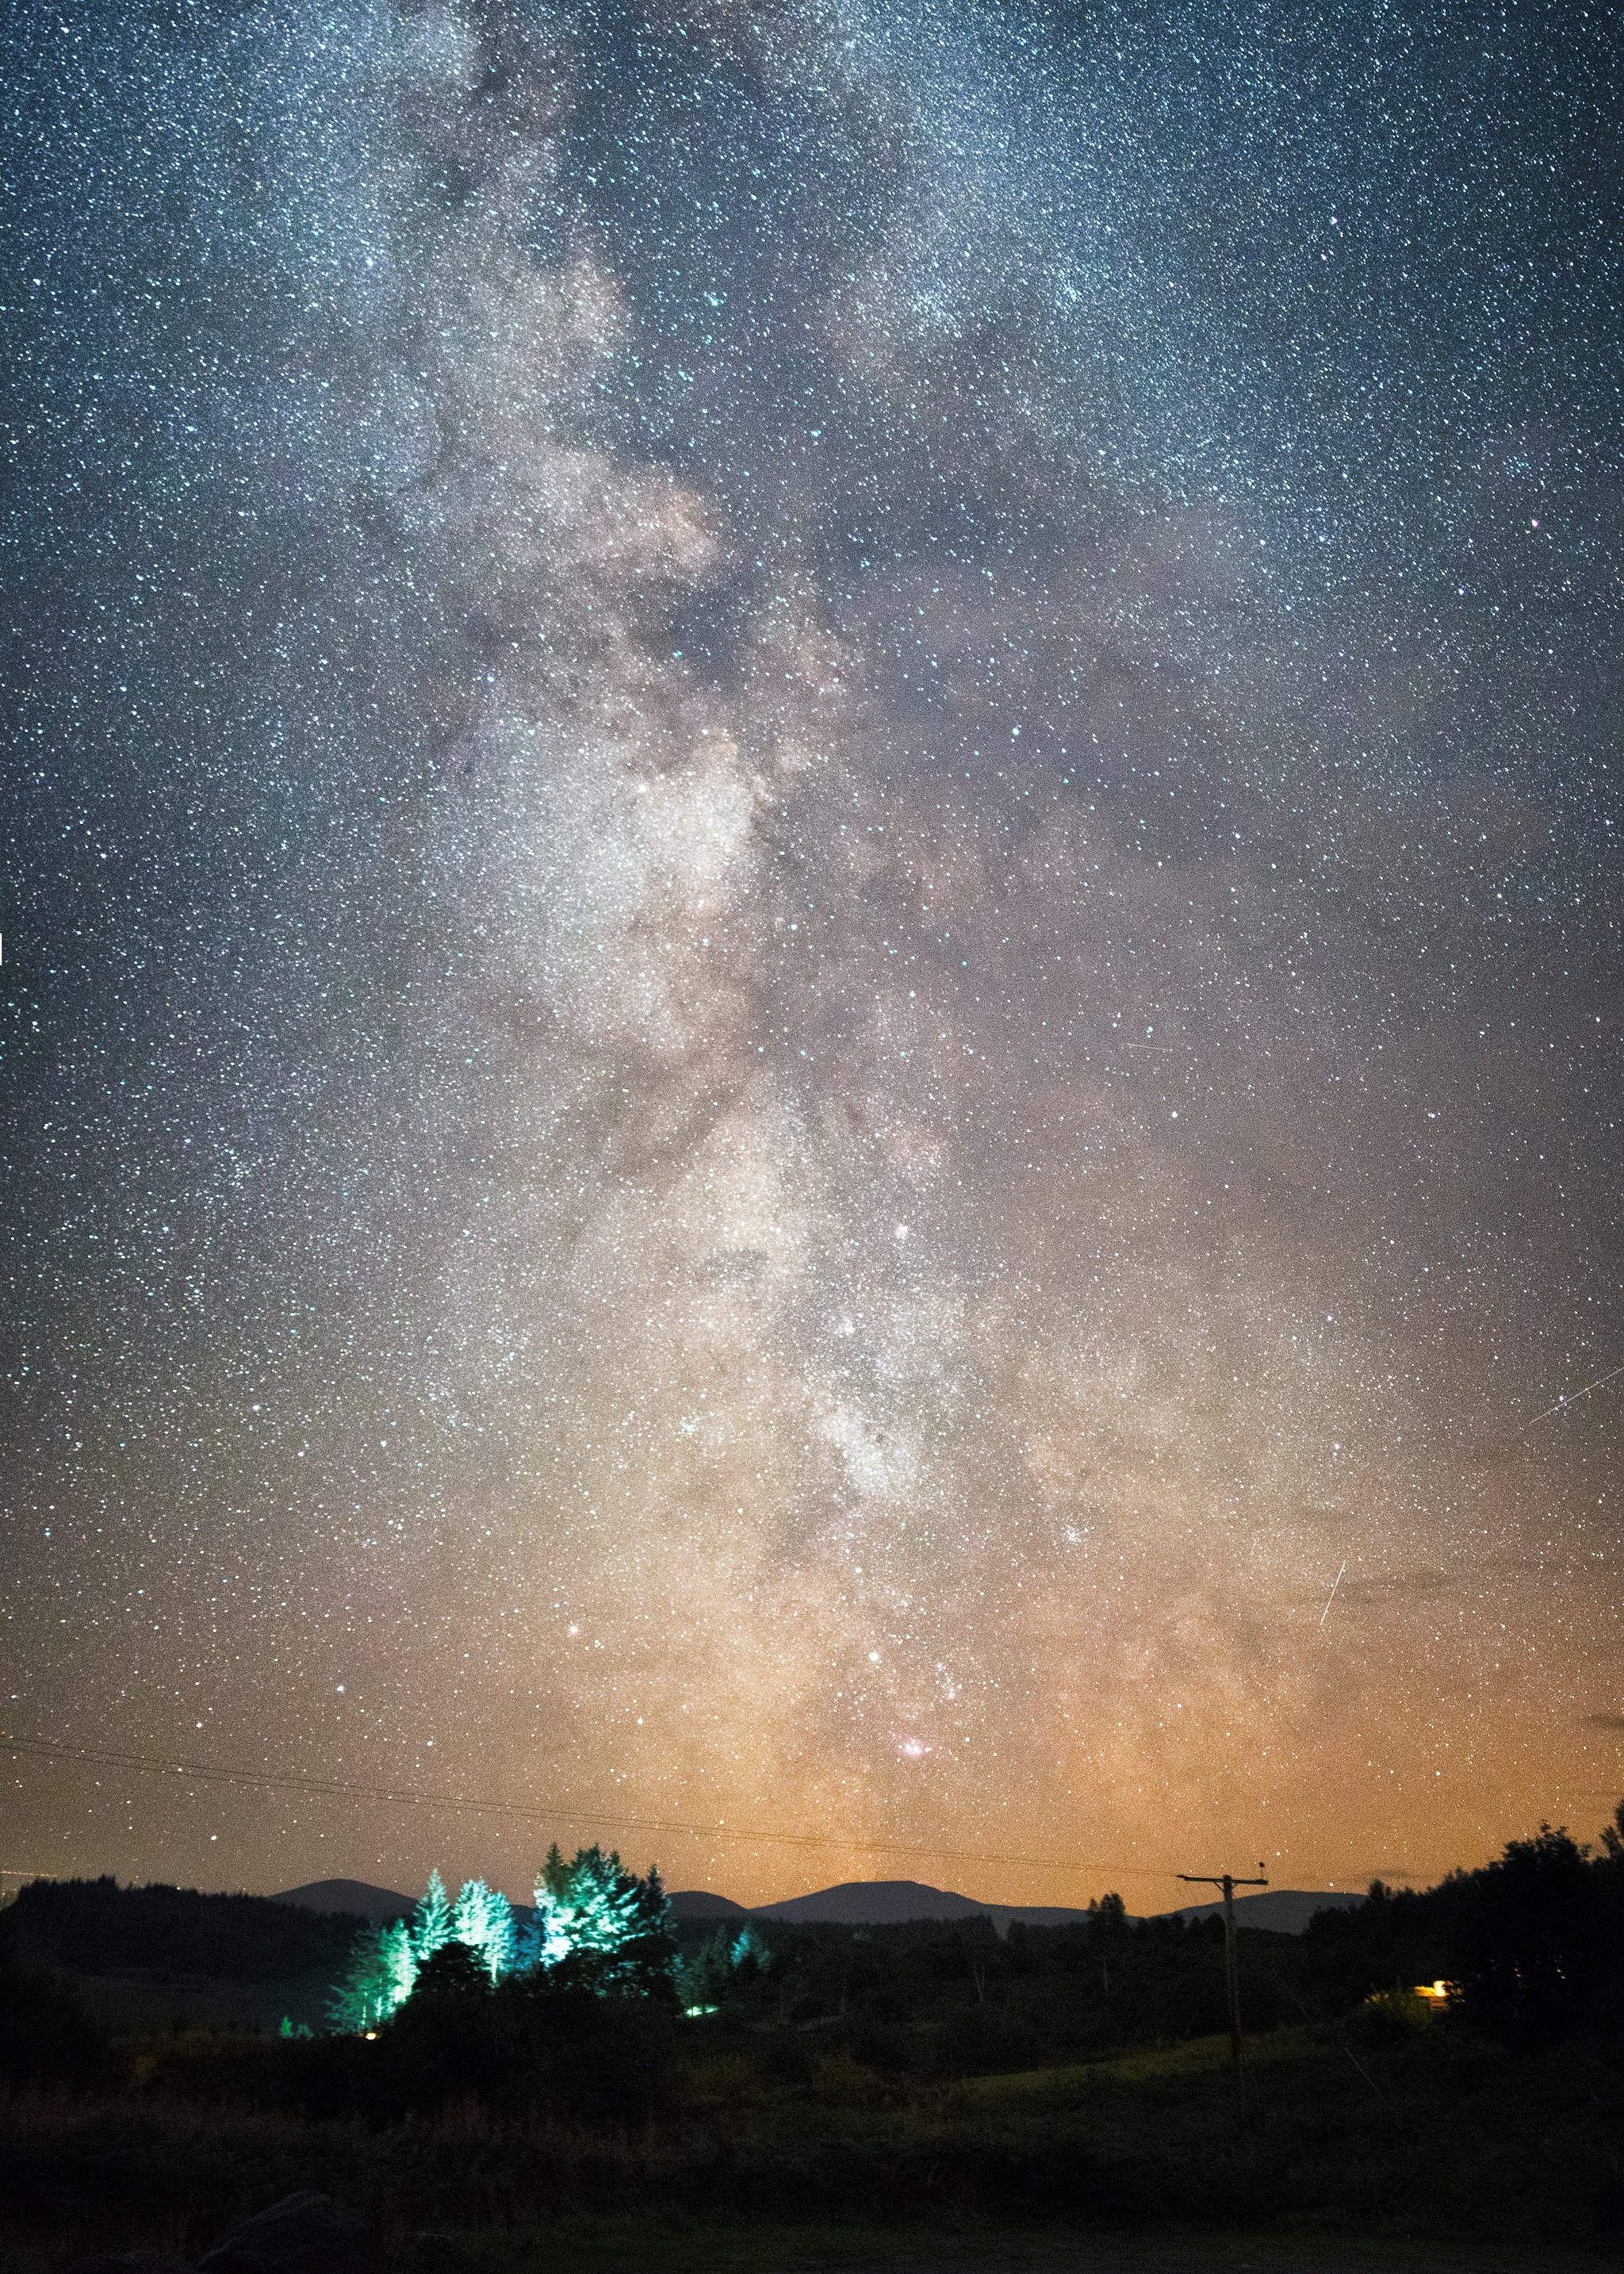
[{"xmin": 0, "ymin": 1728, "xmax": 1179, "ymax": 1882}]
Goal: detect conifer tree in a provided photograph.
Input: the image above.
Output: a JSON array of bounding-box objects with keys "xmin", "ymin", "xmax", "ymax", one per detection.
[
  {"xmin": 640, "ymin": 1863, "xmax": 672, "ymax": 1938},
  {"xmin": 411, "ymin": 1869, "xmax": 453, "ymax": 1965},
  {"xmin": 381, "ymin": 1916, "xmax": 419, "ymax": 2011},
  {"xmin": 451, "ymin": 1876, "xmax": 492, "ymax": 1958},
  {"xmin": 730, "ymin": 1922, "xmax": 770, "ymax": 1975},
  {"xmin": 529, "ymin": 1845, "xmax": 676, "ymax": 1996},
  {"xmin": 329, "ymin": 1923, "xmax": 404, "ymax": 2033},
  {"xmin": 487, "ymin": 1886, "xmax": 516, "ymax": 1978},
  {"xmin": 529, "ymin": 1843, "xmax": 574, "ymax": 1966},
  {"xmin": 331, "ymin": 1846, "xmax": 680, "ymax": 2023},
  {"xmin": 676, "ymin": 1927, "xmax": 734, "ymax": 2010},
  {"xmin": 452, "ymin": 1877, "xmax": 517, "ymax": 1982}
]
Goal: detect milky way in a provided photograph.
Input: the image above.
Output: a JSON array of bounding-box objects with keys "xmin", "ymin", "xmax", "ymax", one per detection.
[{"xmin": 4, "ymin": 0, "xmax": 1621, "ymax": 1908}]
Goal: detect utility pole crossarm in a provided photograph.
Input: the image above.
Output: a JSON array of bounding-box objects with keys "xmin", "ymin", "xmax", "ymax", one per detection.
[{"xmin": 1175, "ymin": 1868, "xmax": 1269, "ymax": 2074}]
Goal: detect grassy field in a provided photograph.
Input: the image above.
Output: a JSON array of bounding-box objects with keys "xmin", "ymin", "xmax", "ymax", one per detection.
[{"xmin": 2, "ymin": 2019, "xmax": 1619, "ymax": 2273}]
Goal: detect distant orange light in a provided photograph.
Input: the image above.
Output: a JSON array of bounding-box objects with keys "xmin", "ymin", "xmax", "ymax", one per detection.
[
  {"xmin": 1413, "ymin": 1978, "xmax": 1452, "ymax": 2001},
  {"xmin": 363, "ymin": 2030, "xmax": 379, "ymax": 2040}
]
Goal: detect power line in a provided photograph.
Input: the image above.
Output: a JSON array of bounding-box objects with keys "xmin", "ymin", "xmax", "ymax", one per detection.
[{"xmin": 0, "ymin": 1729, "xmax": 1178, "ymax": 1883}]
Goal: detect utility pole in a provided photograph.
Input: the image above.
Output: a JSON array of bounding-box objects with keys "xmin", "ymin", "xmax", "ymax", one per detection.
[{"xmin": 1177, "ymin": 1865, "xmax": 1268, "ymax": 2072}]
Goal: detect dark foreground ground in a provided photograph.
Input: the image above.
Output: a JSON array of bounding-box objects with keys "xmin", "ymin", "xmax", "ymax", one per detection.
[
  {"xmin": 2, "ymin": 2022, "xmax": 1619, "ymax": 2274},
  {"xmin": 0, "ymin": 2217, "xmax": 1605, "ymax": 2274}
]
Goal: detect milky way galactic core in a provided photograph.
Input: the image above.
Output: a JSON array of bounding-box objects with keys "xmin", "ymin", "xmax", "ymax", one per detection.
[{"xmin": 3, "ymin": 0, "xmax": 1621, "ymax": 1905}]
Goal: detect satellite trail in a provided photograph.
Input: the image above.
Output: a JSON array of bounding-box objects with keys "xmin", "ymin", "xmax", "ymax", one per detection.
[{"xmin": 1521, "ymin": 1361, "xmax": 1624, "ymax": 1432}]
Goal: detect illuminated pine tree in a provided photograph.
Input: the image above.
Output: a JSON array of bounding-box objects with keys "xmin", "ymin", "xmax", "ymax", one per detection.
[
  {"xmin": 381, "ymin": 1917, "xmax": 419, "ymax": 2013},
  {"xmin": 328, "ymin": 1925, "xmax": 394, "ymax": 2034},
  {"xmin": 335, "ymin": 1846, "xmax": 680, "ymax": 2022},
  {"xmin": 566, "ymin": 1846, "xmax": 644, "ymax": 1959},
  {"xmin": 487, "ymin": 1887, "xmax": 516, "ymax": 1978},
  {"xmin": 411, "ymin": 1869, "xmax": 453, "ymax": 1965},
  {"xmin": 329, "ymin": 1915, "xmax": 417, "ymax": 2031},
  {"xmin": 529, "ymin": 1845, "xmax": 676, "ymax": 1996},
  {"xmin": 528, "ymin": 1879, "xmax": 564, "ymax": 1969},
  {"xmin": 531, "ymin": 1843, "xmax": 634, "ymax": 1970},
  {"xmin": 452, "ymin": 1877, "xmax": 516, "ymax": 1982},
  {"xmin": 730, "ymin": 1923, "xmax": 770, "ymax": 1975},
  {"xmin": 451, "ymin": 1877, "xmax": 490, "ymax": 1956}
]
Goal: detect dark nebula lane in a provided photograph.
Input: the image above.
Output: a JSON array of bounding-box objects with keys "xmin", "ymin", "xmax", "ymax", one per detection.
[{"xmin": 2, "ymin": 0, "xmax": 1621, "ymax": 1907}]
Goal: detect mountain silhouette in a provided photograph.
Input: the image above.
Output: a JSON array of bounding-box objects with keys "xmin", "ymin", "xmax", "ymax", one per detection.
[
  {"xmin": 746, "ymin": 1877, "xmax": 1098, "ymax": 1928},
  {"xmin": 272, "ymin": 1879, "xmax": 413, "ymax": 1924},
  {"xmin": 268, "ymin": 1873, "xmax": 1365, "ymax": 1938},
  {"xmin": 669, "ymin": 1876, "xmax": 1367, "ymax": 1935},
  {"xmin": 667, "ymin": 1889, "xmax": 747, "ymax": 1921}
]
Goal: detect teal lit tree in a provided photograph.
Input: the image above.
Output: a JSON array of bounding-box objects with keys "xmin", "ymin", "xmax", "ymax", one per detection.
[
  {"xmin": 452, "ymin": 1877, "xmax": 517, "ymax": 1983},
  {"xmin": 530, "ymin": 1845, "xmax": 676, "ymax": 1997},
  {"xmin": 328, "ymin": 1927, "xmax": 391, "ymax": 2034},
  {"xmin": 330, "ymin": 1915, "xmax": 417, "ymax": 2032},
  {"xmin": 381, "ymin": 1917, "xmax": 419, "ymax": 2008},
  {"xmin": 731, "ymin": 1923, "xmax": 770, "ymax": 1974},
  {"xmin": 530, "ymin": 1843, "xmax": 576, "ymax": 1968},
  {"xmin": 329, "ymin": 1852, "xmax": 674, "ymax": 2030},
  {"xmin": 411, "ymin": 1869, "xmax": 454, "ymax": 1965},
  {"xmin": 677, "ymin": 1919, "xmax": 770, "ymax": 2011},
  {"xmin": 534, "ymin": 1843, "xmax": 640, "ymax": 1963}
]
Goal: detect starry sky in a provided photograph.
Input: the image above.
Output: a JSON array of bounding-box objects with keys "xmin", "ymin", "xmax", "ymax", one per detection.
[{"xmin": 3, "ymin": 0, "xmax": 1622, "ymax": 1912}]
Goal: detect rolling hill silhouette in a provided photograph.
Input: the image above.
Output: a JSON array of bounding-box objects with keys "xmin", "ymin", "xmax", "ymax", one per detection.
[
  {"xmin": 266, "ymin": 1873, "xmax": 1366, "ymax": 1937},
  {"xmin": 272, "ymin": 1879, "xmax": 413, "ymax": 1923},
  {"xmin": 671, "ymin": 1877, "xmax": 1366, "ymax": 1934}
]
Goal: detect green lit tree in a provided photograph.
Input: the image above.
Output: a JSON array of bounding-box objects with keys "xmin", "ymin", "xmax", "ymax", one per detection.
[
  {"xmin": 381, "ymin": 1917, "xmax": 419, "ymax": 2011},
  {"xmin": 329, "ymin": 1921, "xmax": 412, "ymax": 2033},
  {"xmin": 676, "ymin": 1919, "xmax": 770, "ymax": 2011},
  {"xmin": 452, "ymin": 1877, "xmax": 517, "ymax": 1983},
  {"xmin": 529, "ymin": 1845, "xmax": 676, "ymax": 1997},
  {"xmin": 530, "ymin": 1843, "xmax": 575, "ymax": 1968},
  {"xmin": 331, "ymin": 1850, "xmax": 677, "ymax": 2029},
  {"xmin": 411, "ymin": 1869, "xmax": 454, "ymax": 1965},
  {"xmin": 731, "ymin": 1923, "xmax": 771, "ymax": 1974}
]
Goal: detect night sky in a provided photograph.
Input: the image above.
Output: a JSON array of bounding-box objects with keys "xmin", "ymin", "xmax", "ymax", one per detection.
[{"xmin": 4, "ymin": 0, "xmax": 1621, "ymax": 1912}]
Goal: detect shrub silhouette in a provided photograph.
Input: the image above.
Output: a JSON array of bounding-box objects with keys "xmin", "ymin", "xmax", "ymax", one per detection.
[{"xmin": 0, "ymin": 1945, "xmax": 105, "ymax": 2088}]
